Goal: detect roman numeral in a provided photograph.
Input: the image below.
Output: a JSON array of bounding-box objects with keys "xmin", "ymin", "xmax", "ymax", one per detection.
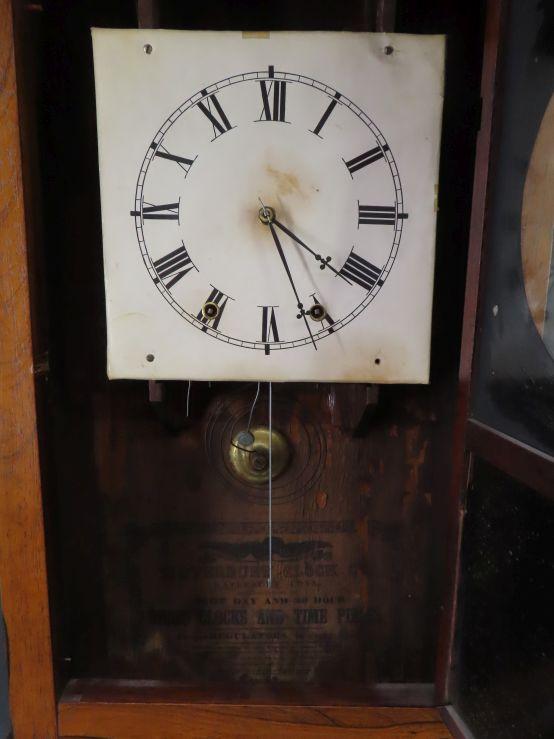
[
  {"xmin": 344, "ymin": 144, "xmax": 389, "ymax": 176},
  {"xmin": 258, "ymin": 66, "xmax": 287, "ymax": 122},
  {"xmin": 340, "ymin": 251, "xmax": 383, "ymax": 291},
  {"xmin": 358, "ymin": 204, "xmax": 409, "ymax": 226},
  {"xmin": 153, "ymin": 242, "xmax": 197, "ymax": 290},
  {"xmin": 150, "ymin": 142, "xmax": 196, "ymax": 175},
  {"xmin": 310, "ymin": 294, "xmax": 335, "ymax": 333},
  {"xmin": 197, "ymin": 287, "xmax": 230, "ymax": 331},
  {"xmin": 196, "ymin": 90, "xmax": 233, "ymax": 138},
  {"xmin": 130, "ymin": 202, "xmax": 179, "ymax": 220},
  {"xmin": 261, "ymin": 305, "xmax": 280, "ymax": 354},
  {"xmin": 311, "ymin": 92, "xmax": 341, "ymax": 137}
]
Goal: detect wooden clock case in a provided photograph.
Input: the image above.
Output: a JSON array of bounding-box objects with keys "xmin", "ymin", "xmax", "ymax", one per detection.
[{"xmin": 4, "ymin": 1, "xmax": 551, "ymax": 737}]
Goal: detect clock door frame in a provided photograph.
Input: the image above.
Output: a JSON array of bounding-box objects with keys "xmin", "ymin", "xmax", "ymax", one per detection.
[
  {"xmin": 439, "ymin": 0, "xmax": 554, "ymax": 736},
  {"xmin": 0, "ymin": 0, "xmax": 507, "ymax": 737},
  {"xmin": 0, "ymin": 0, "xmax": 57, "ymax": 736}
]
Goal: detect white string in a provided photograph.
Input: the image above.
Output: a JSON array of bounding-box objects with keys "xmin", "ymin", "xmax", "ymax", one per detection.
[
  {"xmin": 186, "ymin": 380, "xmax": 192, "ymax": 417},
  {"xmin": 267, "ymin": 381, "xmax": 272, "ymax": 588},
  {"xmin": 247, "ymin": 382, "xmax": 261, "ymax": 432}
]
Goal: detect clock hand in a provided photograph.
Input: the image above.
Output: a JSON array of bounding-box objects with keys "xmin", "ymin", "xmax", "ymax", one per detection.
[
  {"xmin": 272, "ymin": 218, "xmax": 352, "ymax": 285},
  {"xmin": 265, "ymin": 219, "xmax": 317, "ymax": 351}
]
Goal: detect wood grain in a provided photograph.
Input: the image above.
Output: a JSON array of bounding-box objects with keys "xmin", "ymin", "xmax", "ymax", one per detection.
[
  {"xmin": 60, "ymin": 678, "xmax": 436, "ymax": 707},
  {"xmin": 434, "ymin": 0, "xmax": 506, "ymax": 704},
  {"xmin": 466, "ymin": 419, "xmax": 554, "ymax": 502},
  {"xmin": 137, "ymin": 0, "xmax": 160, "ymax": 28},
  {"xmin": 375, "ymin": 0, "xmax": 396, "ymax": 33},
  {"xmin": 137, "ymin": 0, "xmax": 160, "ymax": 29},
  {"xmin": 0, "ymin": 0, "xmax": 57, "ymax": 735},
  {"xmin": 59, "ymin": 702, "xmax": 452, "ymax": 738},
  {"xmin": 34, "ymin": 0, "xmax": 478, "ymax": 691}
]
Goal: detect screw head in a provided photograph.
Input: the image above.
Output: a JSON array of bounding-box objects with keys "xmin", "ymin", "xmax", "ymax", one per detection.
[
  {"xmin": 308, "ymin": 303, "xmax": 326, "ymax": 322},
  {"xmin": 251, "ymin": 451, "xmax": 269, "ymax": 472},
  {"xmin": 202, "ymin": 301, "xmax": 220, "ymax": 320}
]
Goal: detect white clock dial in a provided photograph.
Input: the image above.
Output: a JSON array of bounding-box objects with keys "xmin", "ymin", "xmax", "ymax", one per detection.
[
  {"xmin": 93, "ymin": 30, "xmax": 445, "ymax": 382},
  {"xmin": 132, "ymin": 68, "xmax": 407, "ymax": 354}
]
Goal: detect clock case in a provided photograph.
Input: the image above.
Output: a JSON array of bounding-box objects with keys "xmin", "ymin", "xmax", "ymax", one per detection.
[{"xmin": 3, "ymin": 1, "xmax": 553, "ymax": 738}]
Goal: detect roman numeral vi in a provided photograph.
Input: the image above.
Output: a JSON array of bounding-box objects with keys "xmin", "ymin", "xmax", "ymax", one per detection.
[{"xmin": 261, "ymin": 305, "xmax": 280, "ymax": 354}]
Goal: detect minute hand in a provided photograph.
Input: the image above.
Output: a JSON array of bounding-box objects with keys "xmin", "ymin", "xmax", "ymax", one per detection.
[
  {"xmin": 268, "ymin": 222, "xmax": 317, "ymax": 351},
  {"xmin": 273, "ymin": 219, "xmax": 352, "ymax": 285}
]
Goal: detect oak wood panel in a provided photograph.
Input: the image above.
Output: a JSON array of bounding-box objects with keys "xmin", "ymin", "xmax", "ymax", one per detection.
[
  {"xmin": 58, "ymin": 702, "xmax": 452, "ymax": 738},
  {"xmin": 0, "ymin": 0, "xmax": 57, "ymax": 735},
  {"xmin": 90, "ymin": 382, "xmax": 441, "ymax": 684}
]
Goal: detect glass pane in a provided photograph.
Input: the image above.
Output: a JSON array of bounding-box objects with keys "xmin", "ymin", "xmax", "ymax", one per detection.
[
  {"xmin": 453, "ymin": 457, "xmax": 554, "ymax": 738},
  {"xmin": 470, "ymin": 0, "xmax": 554, "ymax": 455}
]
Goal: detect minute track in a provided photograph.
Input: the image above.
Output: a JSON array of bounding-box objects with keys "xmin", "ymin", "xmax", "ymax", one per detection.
[{"xmin": 132, "ymin": 68, "xmax": 406, "ymax": 352}]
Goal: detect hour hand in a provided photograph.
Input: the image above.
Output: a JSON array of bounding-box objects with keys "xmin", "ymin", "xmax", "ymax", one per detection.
[
  {"xmin": 272, "ymin": 219, "xmax": 352, "ymax": 285},
  {"xmin": 259, "ymin": 206, "xmax": 317, "ymax": 351}
]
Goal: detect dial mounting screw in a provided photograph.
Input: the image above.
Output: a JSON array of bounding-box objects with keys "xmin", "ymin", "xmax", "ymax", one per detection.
[
  {"xmin": 202, "ymin": 301, "xmax": 220, "ymax": 321},
  {"xmin": 308, "ymin": 304, "xmax": 327, "ymax": 322}
]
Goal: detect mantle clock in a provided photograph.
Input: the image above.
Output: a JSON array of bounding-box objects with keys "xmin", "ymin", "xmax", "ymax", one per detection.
[{"xmin": 3, "ymin": 2, "xmax": 549, "ymax": 739}]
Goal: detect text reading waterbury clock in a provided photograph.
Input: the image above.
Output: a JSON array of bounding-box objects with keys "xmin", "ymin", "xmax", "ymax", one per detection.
[{"xmin": 93, "ymin": 31, "xmax": 444, "ymax": 382}]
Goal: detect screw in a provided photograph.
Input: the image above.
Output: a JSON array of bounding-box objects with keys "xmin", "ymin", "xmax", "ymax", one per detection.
[
  {"xmin": 251, "ymin": 452, "xmax": 268, "ymax": 472},
  {"xmin": 202, "ymin": 301, "xmax": 220, "ymax": 320},
  {"xmin": 308, "ymin": 303, "xmax": 326, "ymax": 322}
]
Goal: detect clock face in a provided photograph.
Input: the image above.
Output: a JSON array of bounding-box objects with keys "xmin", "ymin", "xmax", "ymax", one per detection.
[
  {"xmin": 132, "ymin": 68, "xmax": 407, "ymax": 354},
  {"xmin": 92, "ymin": 30, "xmax": 444, "ymax": 382}
]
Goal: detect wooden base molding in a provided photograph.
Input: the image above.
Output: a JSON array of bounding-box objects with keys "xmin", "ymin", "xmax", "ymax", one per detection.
[
  {"xmin": 440, "ymin": 706, "xmax": 475, "ymax": 739},
  {"xmin": 59, "ymin": 702, "xmax": 453, "ymax": 738}
]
